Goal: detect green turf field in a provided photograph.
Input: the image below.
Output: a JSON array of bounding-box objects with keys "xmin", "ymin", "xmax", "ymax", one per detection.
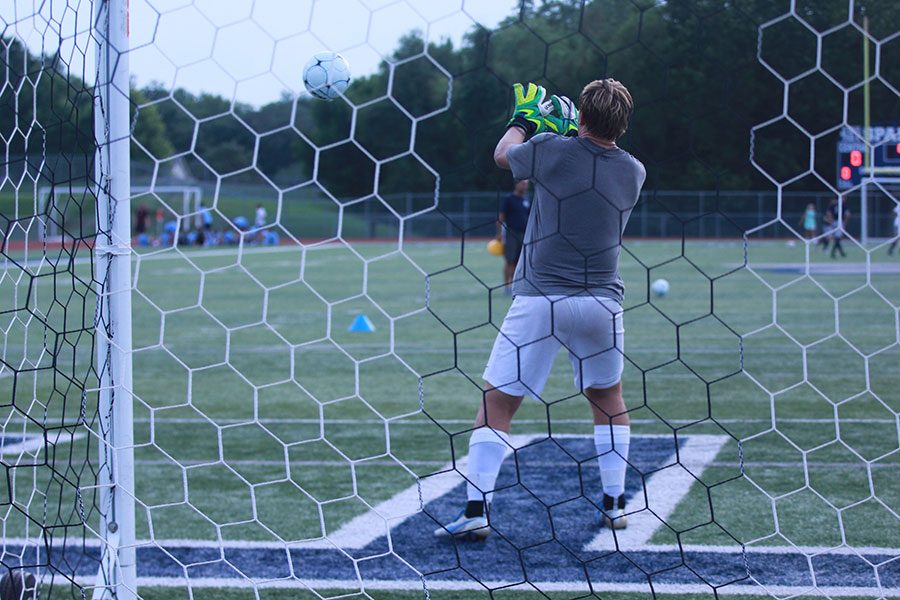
[{"xmin": 1, "ymin": 237, "xmax": 898, "ymax": 598}]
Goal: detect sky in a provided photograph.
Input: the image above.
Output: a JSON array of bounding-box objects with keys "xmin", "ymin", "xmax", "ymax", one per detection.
[{"xmin": 2, "ymin": 0, "xmax": 516, "ymax": 106}]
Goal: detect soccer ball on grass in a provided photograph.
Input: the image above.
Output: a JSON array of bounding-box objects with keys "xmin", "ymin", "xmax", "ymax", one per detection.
[{"xmin": 651, "ymin": 278, "xmax": 670, "ymax": 297}]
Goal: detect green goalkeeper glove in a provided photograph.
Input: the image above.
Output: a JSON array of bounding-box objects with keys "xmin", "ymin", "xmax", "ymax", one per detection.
[
  {"xmin": 540, "ymin": 94, "xmax": 579, "ymax": 137},
  {"xmin": 507, "ymin": 82, "xmax": 547, "ymax": 136}
]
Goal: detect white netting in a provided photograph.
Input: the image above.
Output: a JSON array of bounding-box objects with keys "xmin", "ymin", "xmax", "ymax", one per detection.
[{"xmin": 0, "ymin": 0, "xmax": 897, "ymax": 598}]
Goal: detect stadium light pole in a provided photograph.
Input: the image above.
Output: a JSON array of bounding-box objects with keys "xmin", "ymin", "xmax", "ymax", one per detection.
[
  {"xmin": 861, "ymin": 15, "xmax": 870, "ymax": 245},
  {"xmin": 92, "ymin": 0, "xmax": 138, "ymax": 598}
]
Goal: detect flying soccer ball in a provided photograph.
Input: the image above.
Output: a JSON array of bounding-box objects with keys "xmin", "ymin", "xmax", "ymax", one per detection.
[
  {"xmin": 303, "ymin": 51, "xmax": 351, "ymax": 100},
  {"xmin": 651, "ymin": 278, "xmax": 670, "ymax": 297}
]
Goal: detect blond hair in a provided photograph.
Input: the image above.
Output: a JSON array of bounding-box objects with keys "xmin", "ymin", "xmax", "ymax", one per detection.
[{"xmin": 578, "ymin": 79, "xmax": 633, "ymax": 140}]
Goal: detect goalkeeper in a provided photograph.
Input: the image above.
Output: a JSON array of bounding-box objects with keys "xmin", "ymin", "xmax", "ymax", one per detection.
[{"xmin": 435, "ymin": 79, "xmax": 646, "ymax": 539}]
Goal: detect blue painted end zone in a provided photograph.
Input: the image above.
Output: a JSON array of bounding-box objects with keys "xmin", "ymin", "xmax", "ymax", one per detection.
[
  {"xmin": 0, "ymin": 434, "xmax": 34, "ymax": 447},
  {"xmin": 2, "ymin": 436, "xmax": 897, "ymax": 593}
]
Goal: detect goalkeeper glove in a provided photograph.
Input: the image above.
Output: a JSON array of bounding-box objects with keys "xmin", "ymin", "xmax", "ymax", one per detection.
[
  {"xmin": 507, "ymin": 82, "xmax": 547, "ymax": 136},
  {"xmin": 540, "ymin": 94, "xmax": 579, "ymax": 137}
]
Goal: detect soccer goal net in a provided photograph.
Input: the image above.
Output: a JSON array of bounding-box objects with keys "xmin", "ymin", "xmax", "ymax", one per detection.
[
  {"xmin": 0, "ymin": 1, "xmax": 897, "ymax": 598},
  {"xmin": 36, "ymin": 185, "xmax": 202, "ymax": 241},
  {"xmin": 859, "ymin": 178, "xmax": 900, "ymax": 243}
]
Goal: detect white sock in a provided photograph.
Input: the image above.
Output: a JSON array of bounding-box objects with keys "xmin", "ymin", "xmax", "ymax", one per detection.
[
  {"xmin": 466, "ymin": 428, "xmax": 510, "ymax": 504},
  {"xmin": 594, "ymin": 424, "xmax": 630, "ymax": 499}
]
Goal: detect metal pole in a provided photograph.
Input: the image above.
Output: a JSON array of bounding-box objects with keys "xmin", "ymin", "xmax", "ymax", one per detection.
[
  {"xmin": 194, "ymin": 189, "xmax": 202, "ymax": 229},
  {"xmin": 860, "ymin": 185, "xmax": 868, "ymax": 244},
  {"xmin": 93, "ymin": 0, "xmax": 137, "ymax": 598},
  {"xmin": 862, "ymin": 15, "xmax": 870, "ymax": 246},
  {"xmin": 183, "ymin": 191, "xmax": 190, "ymax": 231}
]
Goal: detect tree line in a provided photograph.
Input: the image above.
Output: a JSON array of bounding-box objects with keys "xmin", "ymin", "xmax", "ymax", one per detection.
[{"xmin": 3, "ymin": 0, "xmax": 897, "ymax": 199}]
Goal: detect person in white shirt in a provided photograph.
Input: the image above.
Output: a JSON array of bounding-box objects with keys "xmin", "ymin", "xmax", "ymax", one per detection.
[{"xmin": 254, "ymin": 203, "xmax": 267, "ymax": 243}]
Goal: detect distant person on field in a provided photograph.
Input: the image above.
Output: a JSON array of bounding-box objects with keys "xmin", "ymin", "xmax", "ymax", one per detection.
[
  {"xmin": 434, "ymin": 79, "xmax": 645, "ymax": 541},
  {"xmin": 155, "ymin": 207, "xmax": 165, "ymax": 238},
  {"xmin": 497, "ymin": 179, "xmax": 531, "ymax": 292},
  {"xmin": 254, "ymin": 203, "xmax": 267, "ymax": 243},
  {"xmin": 889, "ymin": 203, "xmax": 900, "ymax": 256},
  {"xmin": 800, "ymin": 202, "xmax": 816, "ymax": 240},
  {"xmin": 135, "ymin": 205, "xmax": 148, "ymax": 236},
  {"xmin": 821, "ymin": 197, "xmax": 850, "ymax": 258},
  {"xmin": 818, "ymin": 200, "xmax": 834, "ymax": 253},
  {"xmin": 200, "ymin": 202, "xmax": 214, "ymax": 241}
]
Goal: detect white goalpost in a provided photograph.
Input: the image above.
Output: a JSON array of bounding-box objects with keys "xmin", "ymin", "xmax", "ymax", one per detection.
[
  {"xmin": 91, "ymin": 0, "xmax": 136, "ymax": 597},
  {"xmin": 859, "ymin": 171, "xmax": 900, "ymax": 245}
]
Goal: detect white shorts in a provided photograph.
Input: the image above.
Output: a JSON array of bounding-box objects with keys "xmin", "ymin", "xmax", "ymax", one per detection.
[{"xmin": 483, "ymin": 295, "xmax": 624, "ymax": 398}]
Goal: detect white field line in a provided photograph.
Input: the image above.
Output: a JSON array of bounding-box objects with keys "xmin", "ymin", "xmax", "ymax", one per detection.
[
  {"xmin": 67, "ymin": 576, "xmax": 900, "ymax": 596},
  {"xmin": 130, "ymin": 459, "xmax": 900, "ymax": 470},
  {"xmin": 309, "ymin": 432, "xmax": 723, "ymax": 551},
  {"xmin": 743, "ymin": 261, "xmax": 900, "ymax": 274},
  {"xmin": 5, "ymin": 241, "xmax": 455, "ymax": 270},
  {"xmin": 213, "ymin": 344, "xmax": 748, "ymax": 355},
  {"xmin": 294, "ymin": 432, "xmax": 537, "ymax": 550},
  {"xmin": 584, "ymin": 435, "xmax": 729, "ymax": 552},
  {"xmin": 0, "ymin": 432, "xmax": 85, "ymax": 455},
  {"xmin": 142, "ymin": 433, "xmax": 887, "ymax": 554},
  {"xmin": 5, "ymin": 537, "xmax": 897, "ymax": 558},
  {"xmin": 129, "ymin": 344, "xmax": 746, "ymax": 357},
  {"xmin": 0, "ymin": 434, "xmax": 529, "ymax": 555},
  {"xmin": 131, "ymin": 417, "xmax": 898, "ymax": 425}
]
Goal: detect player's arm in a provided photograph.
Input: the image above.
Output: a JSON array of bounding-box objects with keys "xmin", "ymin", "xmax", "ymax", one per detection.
[{"xmin": 494, "ymin": 127, "xmax": 527, "ymax": 170}]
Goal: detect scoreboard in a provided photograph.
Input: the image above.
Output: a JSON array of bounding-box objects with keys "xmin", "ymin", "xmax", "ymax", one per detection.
[{"xmin": 837, "ymin": 124, "xmax": 900, "ymax": 189}]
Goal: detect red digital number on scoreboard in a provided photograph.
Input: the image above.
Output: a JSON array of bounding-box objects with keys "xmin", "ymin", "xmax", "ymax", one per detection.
[
  {"xmin": 840, "ymin": 166, "xmax": 852, "ymax": 180},
  {"xmin": 849, "ymin": 150, "xmax": 863, "ymax": 167}
]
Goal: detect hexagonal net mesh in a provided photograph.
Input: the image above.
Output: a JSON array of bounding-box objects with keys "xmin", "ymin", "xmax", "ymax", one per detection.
[{"xmin": 0, "ymin": 0, "xmax": 898, "ymax": 598}]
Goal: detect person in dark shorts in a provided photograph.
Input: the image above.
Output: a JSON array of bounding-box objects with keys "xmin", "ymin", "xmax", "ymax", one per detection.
[
  {"xmin": 496, "ymin": 179, "xmax": 531, "ymax": 291},
  {"xmin": 820, "ymin": 197, "xmax": 850, "ymax": 258},
  {"xmin": 135, "ymin": 205, "xmax": 148, "ymax": 236}
]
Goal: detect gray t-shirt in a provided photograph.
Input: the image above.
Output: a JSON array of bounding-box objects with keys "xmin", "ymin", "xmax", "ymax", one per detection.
[{"xmin": 507, "ymin": 133, "xmax": 646, "ymax": 302}]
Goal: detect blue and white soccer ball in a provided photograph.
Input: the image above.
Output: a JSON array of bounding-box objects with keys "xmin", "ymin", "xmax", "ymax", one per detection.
[
  {"xmin": 303, "ymin": 51, "xmax": 351, "ymax": 100},
  {"xmin": 651, "ymin": 278, "xmax": 670, "ymax": 297}
]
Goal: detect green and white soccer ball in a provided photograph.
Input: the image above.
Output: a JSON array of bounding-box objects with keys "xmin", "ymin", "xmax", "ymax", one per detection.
[
  {"xmin": 303, "ymin": 51, "xmax": 351, "ymax": 100},
  {"xmin": 651, "ymin": 278, "xmax": 670, "ymax": 297}
]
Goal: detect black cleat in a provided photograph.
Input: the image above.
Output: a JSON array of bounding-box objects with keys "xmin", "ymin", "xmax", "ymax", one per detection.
[{"xmin": 599, "ymin": 494, "xmax": 627, "ymax": 530}]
